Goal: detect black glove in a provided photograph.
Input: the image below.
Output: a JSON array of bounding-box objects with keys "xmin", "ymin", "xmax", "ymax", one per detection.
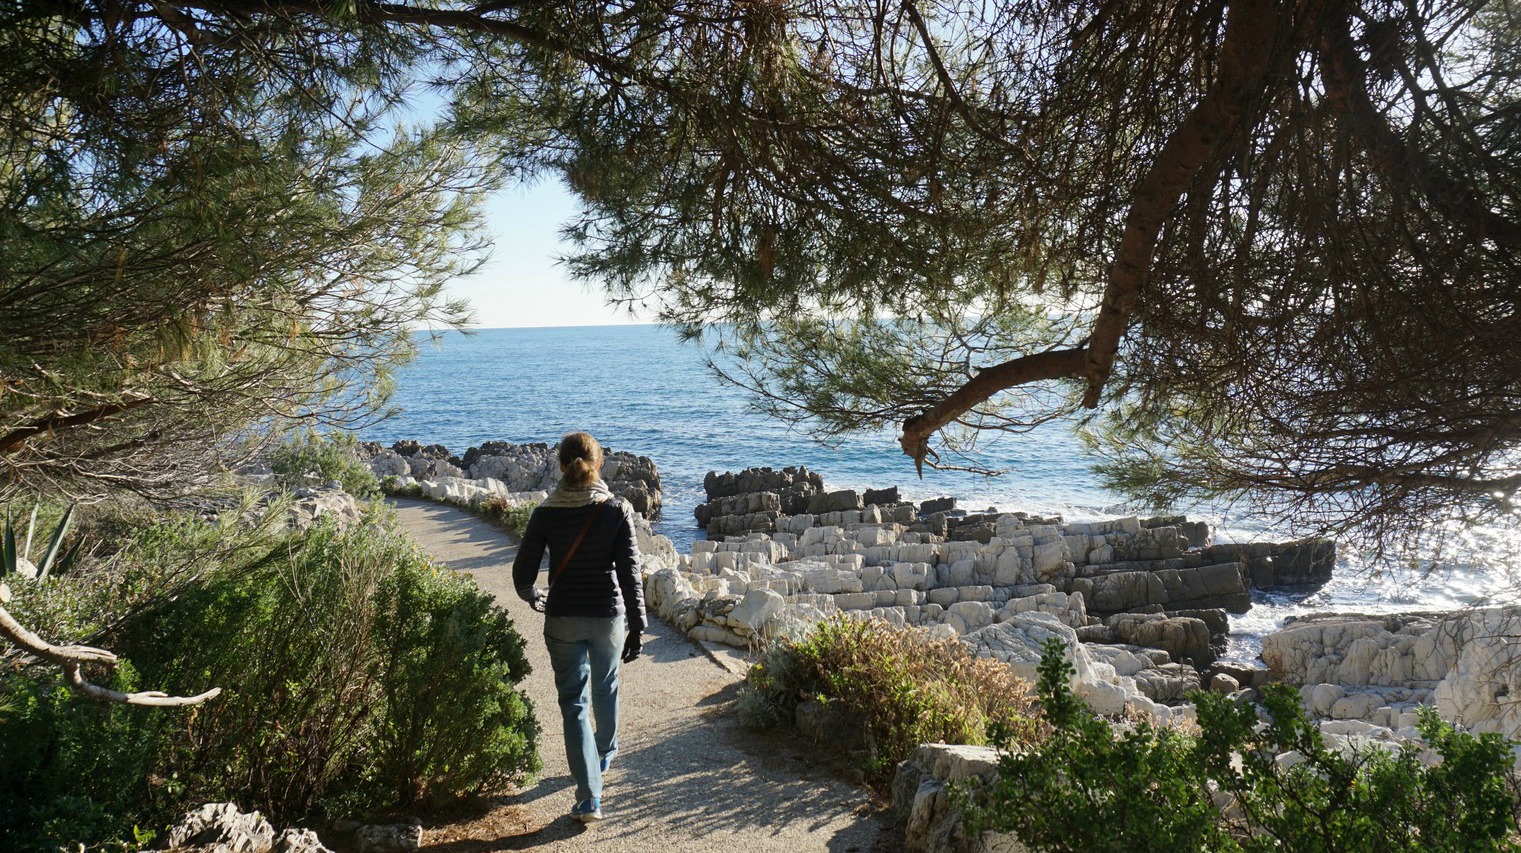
[
  {"xmin": 528, "ymin": 589, "xmax": 547, "ymax": 613},
  {"xmin": 621, "ymin": 630, "xmax": 642, "ymax": 663}
]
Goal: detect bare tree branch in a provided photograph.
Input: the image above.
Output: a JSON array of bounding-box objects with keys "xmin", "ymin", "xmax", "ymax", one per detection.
[
  {"xmin": 0, "ymin": 592, "xmax": 221, "ymax": 707},
  {"xmin": 900, "ymin": 346, "xmax": 1088, "ymax": 473},
  {"xmin": 0, "ymin": 397, "xmax": 154, "ymax": 457}
]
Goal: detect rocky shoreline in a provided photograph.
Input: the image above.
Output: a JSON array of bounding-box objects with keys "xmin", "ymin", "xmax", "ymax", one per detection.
[
  {"xmin": 362, "ymin": 439, "xmax": 664, "ymax": 518},
  {"xmin": 653, "ymin": 465, "xmax": 1336, "ymax": 722},
  {"xmin": 361, "ymin": 442, "xmax": 1521, "ymax": 760}
]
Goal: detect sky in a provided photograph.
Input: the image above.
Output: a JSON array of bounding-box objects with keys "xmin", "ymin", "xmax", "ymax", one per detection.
[{"xmin": 451, "ymin": 178, "xmax": 648, "ymax": 329}]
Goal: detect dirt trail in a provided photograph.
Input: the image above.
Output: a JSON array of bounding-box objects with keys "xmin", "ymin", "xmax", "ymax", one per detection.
[{"xmin": 388, "ymin": 498, "xmax": 889, "ymax": 852}]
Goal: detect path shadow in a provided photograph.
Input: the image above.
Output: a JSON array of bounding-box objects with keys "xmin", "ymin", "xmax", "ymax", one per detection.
[{"xmin": 388, "ymin": 498, "xmax": 520, "ymax": 575}]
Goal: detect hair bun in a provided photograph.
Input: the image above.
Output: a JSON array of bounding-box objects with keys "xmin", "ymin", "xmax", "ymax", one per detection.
[{"xmin": 557, "ymin": 432, "xmax": 604, "ymax": 488}]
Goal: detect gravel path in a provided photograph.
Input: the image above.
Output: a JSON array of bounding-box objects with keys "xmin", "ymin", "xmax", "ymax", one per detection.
[{"xmin": 388, "ymin": 498, "xmax": 890, "ymax": 852}]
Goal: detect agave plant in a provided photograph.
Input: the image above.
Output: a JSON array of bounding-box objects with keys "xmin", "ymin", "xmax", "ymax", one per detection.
[{"xmin": 1, "ymin": 503, "xmax": 81, "ymax": 581}]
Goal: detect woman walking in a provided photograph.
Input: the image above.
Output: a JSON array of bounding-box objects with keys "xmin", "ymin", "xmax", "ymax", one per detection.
[{"xmin": 513, "ymin": 432, "xmax": 646, "ymax": 823}]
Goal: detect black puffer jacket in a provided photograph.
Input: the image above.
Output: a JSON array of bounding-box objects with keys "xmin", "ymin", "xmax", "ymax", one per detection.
[{"xmin": 512, "ymin": 499, "xmax": 646, "ymax": 632}]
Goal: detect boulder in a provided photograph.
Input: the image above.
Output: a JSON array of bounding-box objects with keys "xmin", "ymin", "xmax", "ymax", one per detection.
[
  {"xmin": 695, "ymin": 466, "xmax": 822, "ymax": 531},
  {"xmin": 1108, "ymin": 613, "xmax": 1215, "ymax": 666},
  {"xmin": 287, "ymin": 487, "xmax": 364, "ymax": 532},
  {"xmin": 276, "ymin": 830, "xmax": 334, "ymax": 853},
  {"xmin": 703, "ymin": 466, "xmax": 822, "ymax": 500},
  {"xmin": 1131, "ymin": 663, "xmax": 1201, "ymax": 703},
  {"xmin": 1261, "ymin": 613, "xmax": 1450, "ymax": 687},
  {"xmin": 1431, "ymin": 608, "xmax": 1521, "ymax": 738},
  {"xmin": 1201, "ymin": 539, "xmax": 1336, "ymax": 588},
  {"xmin": 1211, "ymin": 660, "xmax": 1271, "ymax": 689},
  {"xmin": 949, "ymin": 522, "xmax": 996, "ymax": 544},
  {"xmin": 1260, "ymin": 608, "xmax": 1521, "ymax": 740},
  {"xmin": 354, "ymin": 823, "xmax": 422, "ymax": 853},
  {"xmin": 920, "ymin": 496, "xmax": 957, "ymax": 515},
  {"xmin": 807, "ymin": 489, "xmax": 864, "ymax": 514},
  {"xmin": 893, "ymin": 744, "xmax": 1026, "ymax": 853},
  {"xmin": 377, "ymin": 440, "xmax": 663, "ymax": 518},
  {"xmin": 163, "ymin": 803, "xmax": 275, "ymax": 853},
  {"xmin": 1084, "ymin": 563, "xmax": 1250, "ymax": 614},
  {"xmin": 961, "ymin": 612, "xmax": 1087, "ymax": 682},
  {"xmin": 368, "ymin": 449, "xmax": 411, "ymax": 478},
  {"xmin": 1210, "ymin": 672, "xmax": 1241, "ymax": 694},
  {"xmin": 728, "ymin": 588, "xmax": 787, "ymax": 637}
]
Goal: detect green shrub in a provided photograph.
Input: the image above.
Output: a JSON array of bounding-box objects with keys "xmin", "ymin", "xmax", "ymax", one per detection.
[
  {"xmin": 476, "ymin": 495, "xmax": 536, "ymax": 538},
  {"xmin": 381, "ymin": 476, "xmax": 424, "ymax": 498},
  {"xmin": 967, "ymin": 639, "xmax": 1521, "ymax": 852},
  {"xmin": 371, "ymin": 552, "xmax": 538, "ymax": 807},
  {"xmin": 0, "ymin": 512, "xmax": 539, "ymax": 851},
  {"xmin": 967, "ymin": 638, "xmax": 1233, "ymax": 852},
  {"xmin": 269, "ymin": 429, "xmax": 380, "ymax": 498},
  {"xmin": 0, "ymin": 659, "xmax": 183, "ymax": 853},
  {"xmin": 1198, "ymin": 685, "xmax": 1521, "ymax": 851},
  {"xmin": 742, "ymin": 616, "xmax": 1039, "ymax": 786}
]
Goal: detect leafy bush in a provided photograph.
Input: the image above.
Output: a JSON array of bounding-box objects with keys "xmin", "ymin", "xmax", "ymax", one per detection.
[
  {"xmin": 371, "ymin": 552, "xmax": 539, "ymax": 806},
  {"xmin": 0, "ymin": 511, "xmax": 539, "ymax": 852},
  {"xmin": 968, "ymin": 639, "xmax": 1521, "ymax": 852},
  {"xmin": 269, "ymin": 429, "xmax": 380, "ymax": 498},
  {"xmin": 476, "ymin": 495, "xmax": 536, "ymax": 538},
  {"xmin": 381, "ymin": 475, "xmax": 424, "ymax": 498},
  {"xmin": 742, "ymin": 616, "xmax": 1039, "ymax": 785},
  {"xmin": 967, "ymin": 638, "xmax": 1232, "ymax": 852},
  {"xmin": 1198, "ymin": 685, "xmax": 1521, "ymax": 851}
]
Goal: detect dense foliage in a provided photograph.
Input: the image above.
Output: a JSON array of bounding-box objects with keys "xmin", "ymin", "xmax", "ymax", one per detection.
[
  {"xmin": 0, "ymin": 5, "xmax": 494, "ymax": 501},
  {"xmin": 270, "ymin": 430, "xmax": 382, "ymax": 498},
  {"xmin": 741, "ymin": 617, "xmax": 1039, "ymax": 785},
  {"xmin": 0, "ymin": 508, "xmax": 538, "ymax": 852},
  {"xmin": 969, "ymin": 640, "xmax": 1521, "ymax": 852}
]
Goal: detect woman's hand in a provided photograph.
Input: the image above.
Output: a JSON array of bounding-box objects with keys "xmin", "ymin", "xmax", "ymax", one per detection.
[{"xmin": 621, "ymin": 630, "xmax": 642, "ymax": 663}]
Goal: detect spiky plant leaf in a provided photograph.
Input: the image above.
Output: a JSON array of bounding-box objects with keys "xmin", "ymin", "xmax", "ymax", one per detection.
[
  {"xmin": 2, "ymin": 515, "xmax": 15, "ymax": 578},
  {"xmin": 37, "ymin": 504, "xmax": 77, "ymax": 580}
]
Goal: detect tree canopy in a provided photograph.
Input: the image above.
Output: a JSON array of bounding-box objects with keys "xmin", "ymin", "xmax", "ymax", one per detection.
[
  {"xmin": 504, "ymin": 0, "xmax": 1521, "ymax": 552},
  {"xmin": 1, "ymin": 0, "xmax": 495, "ymax": 500},
  {"xmin": 2, "ymin": 0, "xmax": 1517, "ymax": 553}
]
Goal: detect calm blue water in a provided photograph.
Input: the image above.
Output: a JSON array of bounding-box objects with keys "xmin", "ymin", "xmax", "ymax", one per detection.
[
  {"xmin": 365, "ymin": 325, "xmax": 1509, "ymax": 653},
  {"xmin": 366, "ymin": 326, "xmax": 1156, "ymax": 543}
]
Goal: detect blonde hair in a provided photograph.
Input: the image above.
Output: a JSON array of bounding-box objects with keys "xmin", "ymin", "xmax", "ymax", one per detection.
[{"xmin": 558, "ymin": 432, "xmax": 604, "ymax": 488}]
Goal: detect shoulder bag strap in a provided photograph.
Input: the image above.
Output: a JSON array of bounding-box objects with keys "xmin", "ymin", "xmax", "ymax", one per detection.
[{"xmin": 547, "ymin": 501, "xmax": 608, "ymax": 590}]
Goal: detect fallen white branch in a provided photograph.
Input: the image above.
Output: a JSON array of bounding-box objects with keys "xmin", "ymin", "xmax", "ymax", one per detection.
[{"xmin": 0, "ymin": 591, "xmax": 221, "ymax": 707}]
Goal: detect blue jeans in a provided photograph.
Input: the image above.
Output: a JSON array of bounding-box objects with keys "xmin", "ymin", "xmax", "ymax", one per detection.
[{"xmin": 543, "ymin": 614, "xmax": 624, "ymax": 802}]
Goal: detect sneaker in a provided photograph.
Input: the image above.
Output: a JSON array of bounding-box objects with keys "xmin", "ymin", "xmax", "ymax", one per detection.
[
  {"xmin": 599, "ymin": 749, "xmax": 618, "ymax": 773},
  {"xmin": 572, "ymin": 797, "xmax": 602, "ymax": 822}
]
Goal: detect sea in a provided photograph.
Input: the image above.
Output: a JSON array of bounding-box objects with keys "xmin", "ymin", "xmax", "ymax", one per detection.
[{"xmin": 363, "ymin": 324, "xmax": 1510, "ymax": 660}]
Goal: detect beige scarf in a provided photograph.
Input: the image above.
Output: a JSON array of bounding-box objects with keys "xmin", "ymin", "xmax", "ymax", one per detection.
[{"xmin": 541, "ymin": 477, "xmax": 615, "ymax": 508}]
